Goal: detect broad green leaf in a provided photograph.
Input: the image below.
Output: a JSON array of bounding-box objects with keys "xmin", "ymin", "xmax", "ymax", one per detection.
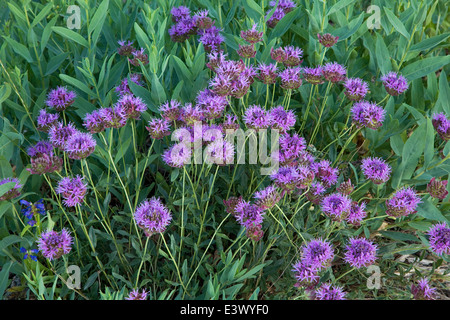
[
  {"xmin": 375, "ymin": 33, "xmax": 392, "ymax": 74},
  {"xmin": 384, "ymin": 8, "xmax": 410, "ymax": 39},
  {"xmin": 88, "ymin": 0, "xmax": 109, "ymax": 36},
  {"xmin": 31, "ymin": 2, "xmax": 54, "ymax": 28},
  {"xmin": 416, "ymin": 199, "xmax": 449, "ymax": 223},
  {"xmin": 401, "ymin": 56, "xmax": 450, "ymax": 81},
  {"xmin": 59, "ymin": 74, "xmax": 97, "ymax": 97},
  {"xmin": 4, "ymin": 37, "xmax": 33, "ymax": 62},
  {"xmin": 410, "ymin": 33, "xmax": 450, "ymax": 52},
  {"xmin": 327, "ymin": 0, "xmax": 357, "ymax": 16},
  {"xmin": 52, "ymin": 26, "xmax": 89, "ymax": 48}
]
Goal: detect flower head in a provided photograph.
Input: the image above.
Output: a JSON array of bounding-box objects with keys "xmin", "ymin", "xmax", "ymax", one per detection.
[
  {"xmin": 432, "ymin": 113, "xmax": 450, "ymax": 141},
  {"xmin": 277, "ymin": 133, "xmax": 307, "ymax": 166},
  {"xmin": 321, "ymin": 193, "xmax": 352, "ymax": 221},
  {"xmin": 129, "ymin": 48, "xmax": 149, "ymax": 66},
  {"xmin": 180, "ymin": 103, "xmax": 205, "ymax": 125},
  {"xmin": 126, "ymin": 289, "xmax": 148, "ymax": 300},
  {"xmin": 83, "ymin": 110, "xmax": 105, "ymax": 134},
  {"xmin": 99, "ymin": 106, "xmax": 128, "ymax": 129},
  {"xmin": 116, "ymin": 94, "xmax": 147, "ymax": 120},
  {"xmin": 115, "ymin": 74, "xmax": 143, "ymax": 97},
  {"xmin": 134, "ymin": 197, "xmax": 172, "ymax": 237},
  {"xmin": 246, "ymin": 224, "xmax": 264, "ymax": 241},
  {"xmin": 270, "ymin": 47, "xmax": 286, "ymax": 63},
  {"xmin": 48, "ymin": 122, "xmax": 78, "ymax": 150},
  {"xmin": 64, "ymin": 131, "xmax": 96, "ymax": 160},
  {"xmin": 27, "ymin": 141, "xmax": 62, "ymax": 175},
  {"xmin": 36, "ymin": 109, "xmax": 59, "ymax": 132},
  {"xmin": 204, "ymin": 139, "xmax": 235, "ymax": 165},
  {"xmin": 323, "ymin": 62, "xmax": 346, "ymax": 83},
  {"xmin": 385, "ymin": 187, "xmax": 421, "ymax": 217},
  {"xmin": 346, "ymin": 201, "xmax": 367, "ymax": 226},
  {"xmin": 20, "ymin": 199, "xmax": 46, "ymax": 226},
  {"xmin": 301, "ymin": 238, "xmax": 334, "ymax": 270},
  {"xmin": 193, "ymin": 10, "xmax": 214, "ymax": 30},
  {"xmin": 256, "ymin": 63, "xmax": 278, "ymax": 85},
  {"xmin": 361, "ymin": 157, "xmax": 391, "ymax": 184},
  {"xmin": 146, "ymin": 118, "xmax": 171, "ymax": 140},
  {"xmin": 337, "ymin": 179, "xmax": 354, "ymax": 195},
  {"xmin": 241, "ymin": 24, "xmax": 263, "ymax": 44},
  {"xmin": 344, "ymin": 78, "xmax": 369, "ymax": 101},
  {"xmin": 159, "ymin": 100, "xmax": 181, "ymax": 122},
  {"xmin": 46, "ymin": 86, "xmax": 76, "ymax": 111},
  {"xmin": 243, "ymin": 105, "xmax": 271, "ymax": 130},
  {"xmin": 314, "ymin": 283, "xmax": 346, "ymax": 300},
  {"xmin": 305, "ymin": 181, "xmax": 326, "ymax": 205},
  {"xmin": 302, "ymin": 66, "xmax": 324, "ymax": 85},
  {"xmin": 317, "ymin": 33, "xmax": 339, "ymax": 47},
  {"xmin": 117, "ymin": 40, "xmax": 134, "ymax": 56},
  {"xmin": 20, "ymin": 247, "xmax": 39, "ymax": 261},
  {"xmin": 196, "ymin": 89, "xmax": 227, "ymax": 120},
  {"xmin": 198, "ymin": 26, "xmax": 224, "ymax": 52},
  {"xmin": 56, "ymin": 175, "xmax": 87, "ymax": 207},
  {"xmin": 344, "ymin": 237, "xmax": 378, "ymax": 268},
  {"xmin": 283, "ymin": 46, "xmax": 303, "ymax": 67},
  {"xmin": 0, "ymin": 178, "xmax": 22, "ymax": 201},
  {"xmin": 269, "ymin": 106, "xmax": 296, "ymax": 133},
  {"xmin": 37, "ymin": 229, "xmax": 72, "ymax": 260},
  {"xmin": 234, "ymin": 200, "xmax": 265, "ymax": 228},
  {"xmin": 253, "ymin": 185, "xmax": 282, "ymax": 210},
  {"xmin": 427, "ymin": 222, "xmax": 450, "ymax": 256},
  {"xmin": 310, "ymin": 160, "xmax": 339, "ymax": 188},
  {"xmin": 291, "ymin": 260, "xmax": 320, "ymax": 289},
  {"xmin": 381, "ymin": 72, "xmax": 409, "ymax": 96},
  {"xmin": 411, "ymin": 278, "xmax": 437, "ymax": 300},
  {"xmin": 279, "ymin": 67, "xmax": 302, "ymax": 90},
  {"xmin": 237, "ymin": 44, "xmax": 256, "ymax": 59},
  {"xmin": 162, "ymin": 143, "xmax": 192, "ymax": 168},
  {"xmin": 351, "ymin": 101, "xmax": 386, "ymax": 130},
  {"xmin": 427, "ymin": 178, "xmax": 448, "ymax": 200},
  {"xmin": 224, "ymin": 196, "xmax": 243, "ymax": 216},
  {"xmin": 170, "ymin": 6, "xmax": 190, "ymax": 23}
]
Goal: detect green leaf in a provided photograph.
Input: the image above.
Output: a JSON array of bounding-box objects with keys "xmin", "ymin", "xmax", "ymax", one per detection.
[
  {"xmin": 327, "ymin": 0, "xmax": 357, "ymax": 16},
  {"xmin": 384, "ymin": 8, "xmax": 410, "ymax": 39},
  {"xmin": 31, "ymin": 3, "xmax": 54, "ymax": 28},
  {"xmin": 45, "ymin": 53, "xmax": 70, "ymax": 76},
  {"xmin": 410, "ymin": 33, "xmax": 450, "ymax": 52},
  {"xmin": 416, "ymin": 199, "xmax": 449, "ymax": 223},
  {"xmin": 270, "ymin": 8, "xmax": 300, "ymax": 39},
  {"xmin": 171, "ymin": 55, "xmax": 192, "ymax": 81},
  {"xmin": 51, "ymin": 26, "xmax": 89, "ymax": 48},
  {"xmin": 59, "ymin": 74, "xmax": 97, "ymax": 97},
  {"xmin": 401, "ymin": 56, "xmax": 450, "ymax": 81},
  {"xmin": 4, "ymin": 37, "xmax": 33, "ymax": 63},
  {"xmin": 375, "ymin": 33, "xmax": 392, "ymax": 75},
  {"xmin": 88, "ymin": 0, "xmax": 109, "ymax": 36},
  {"xmin": 151, "ymin": 74, "xmax": 166, "ymax": 104},
  {"xmin": 379, "ymin": 231, "xmax": 419, "ymax": 242}
]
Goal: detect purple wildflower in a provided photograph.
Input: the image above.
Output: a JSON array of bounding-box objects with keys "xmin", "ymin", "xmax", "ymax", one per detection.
[
  {"xmin": 36, "ymin": 109, "xmax": 59, "ymax": 132},
  {"xmin": 337, "ymin": 179, "xmax": 354, "ymax": 195},
  {"xmin": 427, "ymin": 222, "xmax": 450, "ymax": 256},
  {"xmin": 279, "ymin": 67, "xmax": 302, "ymax": 90},
  {"xmin": 266, "ymin": 7, "xmax": 286, "ymax": 28},
  {"xmin": 344, "ymin": 237, "xmax": 378, "ymax": 268},
  {"xmin": 321, "ymin": 193, "xmax": 352, "ymax": 221},
  {"xmin": 256, "ymin": 63, "xmax": 278, "ymax": 85},
  {"xmin": 134, "ymin": 197, "xmax": 172, "ymax": 237},
  {"xmin": 230, "ymin": 76, "xmax": 251, "ymax": 99},
  {"xmin": 0, "ymin": 178, "xmax": 22, "ymax": 201},
  {"xmin": 302, "ymin": 66, "xmax": 324, "ymax": 85},
  {"xmin": 381, "ymin": 72, "xmax": 409, "ymax": 96},
  {"xmin": 234, "ymin": 200, "xmax": 265, "ymax": 228},
  {"xmin": 115, "ymin": 74, "xmax": 143, "ymax": 97},
  {"xmin": 83, "ymin": 110, "xmax": 105, "ymax": 134},
  {"xmin": 99, "ymin": 106, "xmax": 128, "ymax": 129},
  {"xmin": 346, "ymin": 201, "xmax": 367, "ymax": 226},
  {"xmin": 206, "ymin": 50, "xmax": 227, "ymax": 71},
  {"xmin": 292, "ymin": 260, "xmax": 320, "ymax": 289},
  {"xmin": 301, "ymin": 238, "xmax": 334, "ymax": 270},
  {"xmin": 269, "ymin": 106, "xmax": 297, "ymax": 133},
  {"xmin": 27, "ymin": 141, "xmax": 54, "ymax": 158},
  {"xmin": 243, "ymin": 105, "xmax": 271, "ymax": 130},
  {"xmin": 162, "ymin": 143, "xmax": 192, "ymax": 168},
  {"xmin": 46, "ymin": 86, "xmax": 76, "ymax": 111},
  {"xmin": 117, "ymin": 40, "xmax": 134, "ymax": 56},
  {"xmin": 283, "ymin": 46, "xmax": 303, "ymax": 67},
  {"xmin": 193, "ymin": 10, "xmax": 214, "ymax": 30},
  {"xmin": 246, "ymin": 224, "xmax": 264, "ymax": 241},
  {"xmin": 432, "ymin": 113, "xmax": 450, "ymax": 141},
  {"xmin": 305, "ymin": 181, "xmax": 326, "ymax": 205},
  {"xmin": 116, "ymin": 94, "xmax": 147, "ymax": 120},
  {"xmin": 159, "ymin": 100, "xmax": 181, "ymax": 122},
  {"xmin": 36, "ymin": 229, "xmax": 72, "ymax": 260},
  {"xmin": 314, "ymin": 283, "xmax": 346, "ymax": 300},
  {"xmin": 224, "ymin": 196, "xmax": 243, "ymax": 216},
  {"xmin": 411, "ymin": 278, "xmax": 438, "ymax": 300},
  {"xmin": 48, "ymin": 122, "xmax": 78, "ymax": 150},
  {"xmin": 310, "ymin": 160, "xmax": 339, "ymax": 188},
  {"xmin": 146, "ymin": 118, "xmax": 171, "ymax": 140},
  {"xmin": 126, "ymin": 289, "xmax": 148, "ymax": 300},
  {"xmin": 385, "ymin": 187, "xmax": 421, "ymax": 217},
  {"xmin": 240, "ymin": 24, "xmax": 263, "ymax": 44},
  {"xmin": 427, "ymin": 177, "xmax": 448, "ymax": 200},
  {"xmin": 27, "ymin": 141, "xmax": 62, "ymax": 175},
  {"xmin": 270, "ymin": 47, "xmax": 286, "ymax": 63},
  {"xmin": 204, "ymin": 139, "xmax": 235, "ymax": 165},
  {"xmin": 253, "ymin": 185, "xmax": 282, "ymax": 210},
  {"xmin": 277, "ymin": 133, "xmax": 307, "ymax": 166},
  {"xmin": 196, "ymin": 89, "xmax": 227, "ymax": 120},
  {"xmin": 344, "ymin": 78, "xmax": 369, "ymax": 101},
  {"xmin": 180, "ymin": 103, "xmax": 204, "ymax": 125},
  {"xmin": 237, "ymin": 44, "xmax": 257, "ymax": 59},
  {"xmin": 361, "ymin": 157, "xmax": 391, "ymax": 184},
  {"xmin": 170, "ymin": 6, "xmax": 190, "ymax": 23},
  {"xmin": 198, "ymin": 26, "xmax": 224, "ymax": 52},
  {"xmin": 351, "ymin": 101, "xmax": 386, "ymax": 130},
  {"xmin": 64, "ymin": 131, "xmax": 96, "ymax": 160},
  {"xmin": 323, "ymin": 62, "xmax": 347, "ymax": 83},
  {"xmin": 129, "ymin": 48, "xmax": 149, "ymax": 66},
  {"xmin": 317, "ymin": 33, "xmax": 339, "ymax": 47},
  {"xmin": 56, "ymin": 175, "xmax": 87, "ymax": 207}
]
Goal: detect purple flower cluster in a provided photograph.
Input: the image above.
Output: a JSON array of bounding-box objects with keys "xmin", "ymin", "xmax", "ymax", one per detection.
[
  {"xmin": 117, "ymin": 40, "xmax": 148, "ymax": 66},
  {"xmin": 126, "ymin": 289, "xmax": 148, "ymax": 300},
  {"xmin": 411, "ymin": 278, "xmax": 437, "ymax": 300},
  {"xmin": 253, "ymin": 185, "xmax": 282, "ymax": 210},
  {"xmin": 270, "ymin": 165, "xmax": 314, "ymax": 192},
  {"xmin": 432, "ymin": 113, "xmax": 450, "ymax": 141},
  {"xmin": 427, "ymin": 177, "xmax": 448, "ymax": 200},
  {"xmin": 321, "ymin": 192, "xmax": 352, "ymax": 222},
  {"xmin": 361, "ymin": 157, "xmax": 391, "ymax": 184},
  {"xmin": 380, "ymin": 72, "xmax": 409, "ymax": 96},
  {"xmin": 385, "ymin": 187, "xmax": 421, "ymax": 217},
  {"xmin": 48, "ymin": 122, "xmax": 78, "ymax": 150},
  {"xmin": 115, "ymin": 74, "xmax": 144, "ymax": 97},
  {"xmin": 292, "ymin": 238, "xmax": 334, "ymax": 289},
  {"xmin": 310, "ymin": 160, "xmax": 339, "ymax": 188},
  {"xmin": 266, "ymin": 0, "xmax": 296, "ymax": 28},
  {"xmin": 26, "ymin": 141, "xmax": 62, "ymax": 175},
  {"xmin": 427, "ymin": 222, "xmax": 450, "ymax": 256},
  {"xmin": 302, "ymin": 66, "xmax": 324, "ymax": 85},
  {"xmin": 344, "ymin": 78, "xmax": 369, "ymax": 101},
  {"xmin": 134, "ymin": 197, "xmax": 172, "ymax": 237},
  {"xmin": 317, "ymin": 33, "xmax": 339, "ymax": 48},
  {"xmin": 351, "ymin": 100, "xmax": 386, "ymax": 130},
  {"xmin": 46, "ymin": 86, "xmax": 76, "ymax": 111},
  {"xmin": 240, "ymin": 24, "xmax": 263, "ymax": 44},
  {"xmin": 56, "ymin": 175, "xmax": 87, "ymax": 207},
  {"xmin": 65, "ymin": 131, "xmax": 96, "ymax": 160},
  {"xmin": 36, "ymin": 229, "xmax": 73, "ymax": 260},
  {"xmin": 36, "ymin": 109, "xmax": 59, "ymax": 132},
  {"xmin": 210, "ymin": 59, "xmax": 255, "ymax": 99},
  {"xmin": 343, "ymin": 237, "xmax": 378, "ymax": 268},
  {"xmin": 323, "ymin": 62, "xmax": 346, "ymax": 83},
  {"xmin": 313, "ymin": 282, "xmax": 346, "ymax": 300},
  {"xmin": 0, "ymin": 177, "xmax": 22, "ymax": 201}
]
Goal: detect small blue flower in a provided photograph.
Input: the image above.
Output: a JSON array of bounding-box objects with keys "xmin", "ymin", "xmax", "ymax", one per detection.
[
  {"xmin": 20, "ymin": 247, "xmax": 39, "ymax": 261},
  {"xmin": 20, "ymin": 199, "xmax": 46, "ymax": 225}
]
